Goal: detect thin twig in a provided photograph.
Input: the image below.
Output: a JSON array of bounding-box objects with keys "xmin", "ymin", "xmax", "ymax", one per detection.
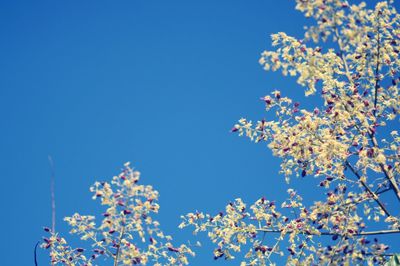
[
  {"xmin": 376, "ymin": 186, "xmax": 392, "ymax": 195},
  {"xmin": 114, "ymin": 225, "xmax": 126, "ymax": 266},
  {"xmin": 373, "ymin": 29, "xmax": 381, "ymax": 118},
  {"xmin": 34, "ymin": 241, "xmax": 39, "ymax": 266},
  {"xmin": 345, "ymin": 161, "xmax": 391, "ymax": 216},
  {"xmin": 48, "ymin": 155, "xmax": 56, "ymax": 233},
  {"xmin": 205, "ymin": 224, "xmax": 400, "ymax": 237},
  {"xmin": 256, "ymin": 228, "xmax": 400, "ymax": 236},
  {"xmin": 369, "ymin": 136, "xmax": 400, "ymax": 202}
]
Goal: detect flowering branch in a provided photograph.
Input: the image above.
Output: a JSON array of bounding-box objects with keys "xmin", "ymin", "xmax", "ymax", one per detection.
[
  {"xmin": 182, "ymin": 1, "xmax": 400, "ymax": 265},
  {"xmin": 42, "ymin": 163, "xmax": 195, "ymax": 265}
]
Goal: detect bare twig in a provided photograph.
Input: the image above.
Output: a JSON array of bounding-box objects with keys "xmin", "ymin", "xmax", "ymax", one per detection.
[
  {"xmin": 48, "ymin": 155, "xmax": 56, "ymax": 233},
  {"xmin": 376, "ymin": 186, "xmax": 392, "ymax": 195},
  {"xmin": 34, "ymin": 241, "xmax": 39, "ymax": 266}
]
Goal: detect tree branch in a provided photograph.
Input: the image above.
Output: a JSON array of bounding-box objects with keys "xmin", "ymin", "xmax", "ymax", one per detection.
[
  {"xmin": 331, "ymin": 16, "xmax": 396, "ymax": 215},
  {"xmin": 257, "ymin": 228, "xmax": 400, "ymax": 237},
  {"xmin": 369, "ymin": 136, "xmax": 400, "ymax": 202},
  {"xmin": 345, "ymin": 160, "xmax": 391, "ymax": 217}
]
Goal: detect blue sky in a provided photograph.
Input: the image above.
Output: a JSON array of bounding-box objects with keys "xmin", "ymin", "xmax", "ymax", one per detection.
[{"xmin": 0, "ymin": 0, "xmax": 399, "ymax": 265}]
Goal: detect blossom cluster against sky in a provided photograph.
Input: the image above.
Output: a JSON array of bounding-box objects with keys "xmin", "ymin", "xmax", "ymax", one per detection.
[{"xmin": 1, "ymin": 0, "xmax": 399, "ymax": 265}]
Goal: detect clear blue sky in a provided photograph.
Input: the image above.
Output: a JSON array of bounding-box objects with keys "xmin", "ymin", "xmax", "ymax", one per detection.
[{"xmin": 0, "ymin": 1, "xmax": 399, "ymax": 265}]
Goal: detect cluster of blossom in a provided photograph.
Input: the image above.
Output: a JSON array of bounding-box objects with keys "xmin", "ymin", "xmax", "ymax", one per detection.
[
  {"xmin": 180, "ymin": 187, "xmax": 400, "ymax": 265},
  {"xmin": 42, "ymin": 162, "xmax": 194, "ymax": 265},
  {"xmin": 183, "ymin": 0, "xmax": 400, "ymax": 265},
  {"xmin": 235, "ymin": 0, "xmax": 400, "ymax": 213}
]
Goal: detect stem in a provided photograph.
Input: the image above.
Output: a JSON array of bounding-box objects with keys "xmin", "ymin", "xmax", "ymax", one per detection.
[
  {"xmin": 369, "ymin": 136, "xmax": 400, "ymax": 202},
  {"xmin": 48, "ymin": 155, "xmax": 56, "ymax": 233},
  {"xmin": 114, "ymin": 226, "xmax": 126, "ymax": 266},
  {"xmin": 345, "ymin": 161, "xmax": 391, "ymax": 216},
  {"xmin": 373, "ymin": 29, "xmax": 381, "ymax": 118},
  {"xmin": 256, "ymin": 228, "xmax": 400, "ymax": 237},
  {"xmin": 87, "ymin": 233, "xmax": 115, "ymax": 258},
  {"xmin": 376, "ymin": 186, "xmax": 392, "ymax": 195},
  {"xmin": 334, "ymin": 27, "xmax": 353, "ymax": 85},
  {"xmin": 34, "ymin": 241, "xmax": 39, "ymax": 266},
  {"xmin": 365, "ymin": 252, "xmax": 398, "ymax": 257},
  {"xmin": 266, "ymin": 234, "xmax": 283, "ymax": 260},
  {"xmin": 48, "ymin": 156, "xmax": 56, "ymax": 266}
]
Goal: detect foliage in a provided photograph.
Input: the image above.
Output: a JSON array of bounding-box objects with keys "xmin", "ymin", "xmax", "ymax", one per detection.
[
  {"xmin": 41, "ymin": 163, "xmax": 194, "ymax": 265},
  {"xmin": 180, "ymin": 0, "xmax": 400, "ymax": 265}
]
